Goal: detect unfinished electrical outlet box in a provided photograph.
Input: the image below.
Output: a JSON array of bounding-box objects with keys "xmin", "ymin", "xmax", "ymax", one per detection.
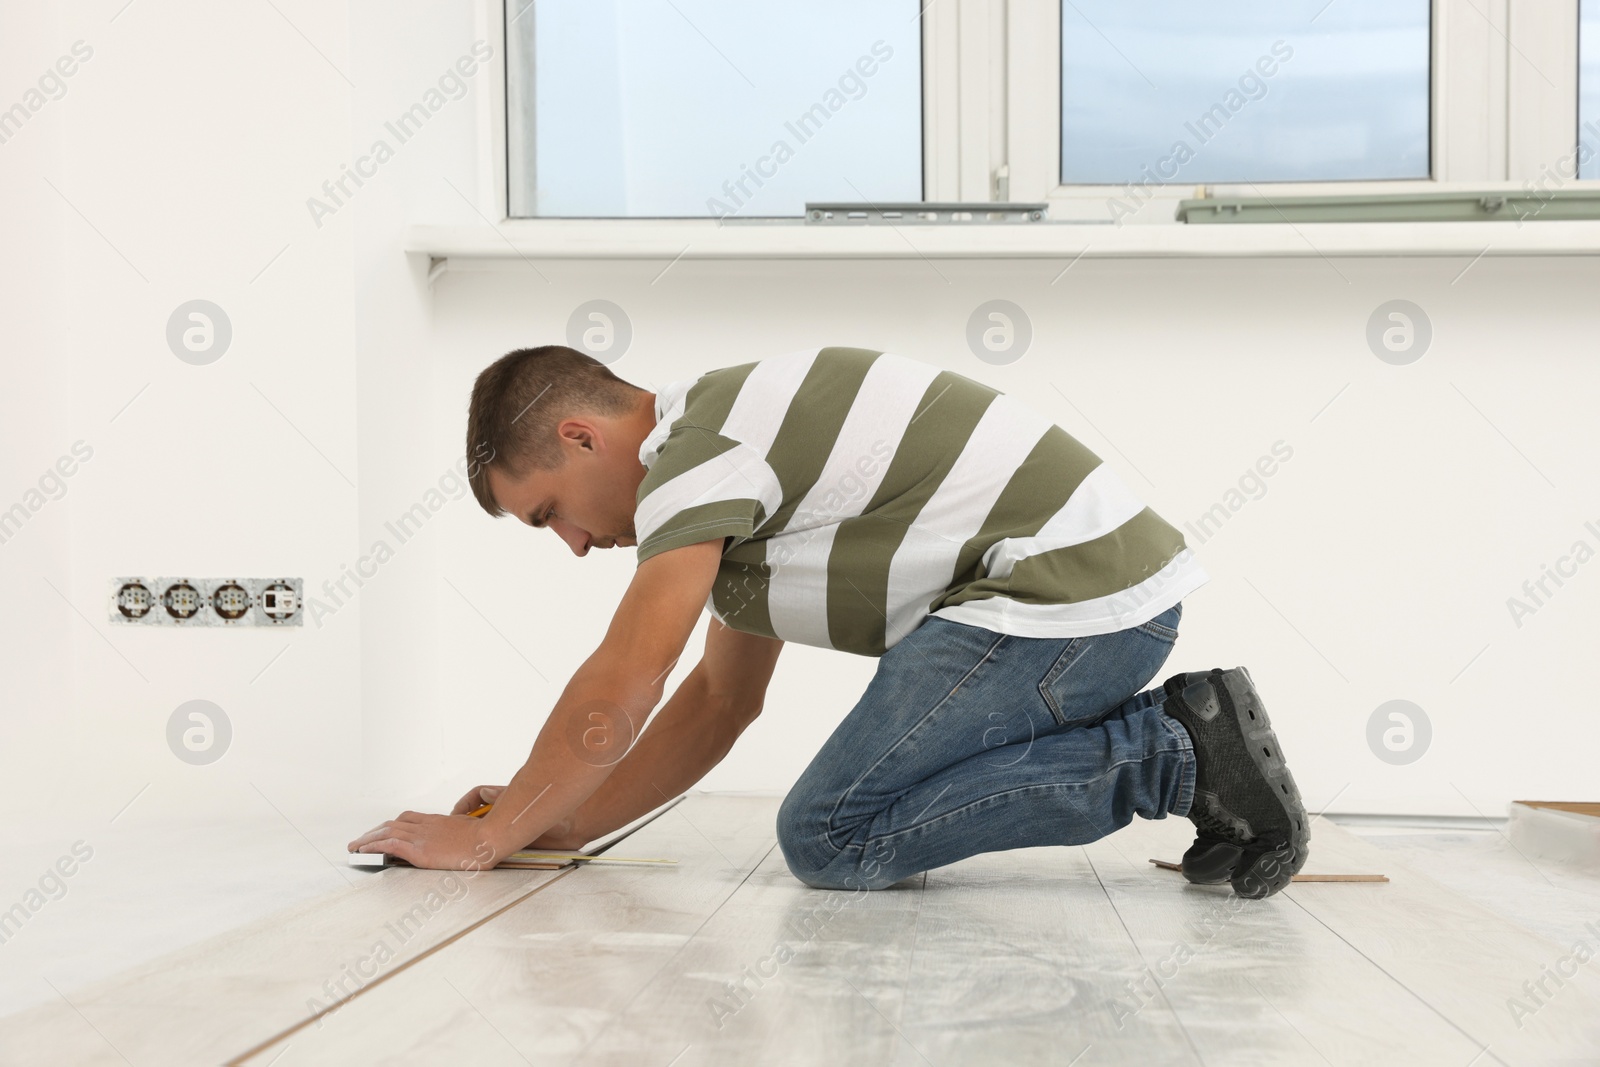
[
  {"xmin": 114, "ymin": 581, "xmax": 155, "ymax": 620},
  {"xmin": 163, "ymin": 581, "xmax": 203, "ymax": 620},
  {"xmin": 108, "ymin": 577, "xmax": 304, "ymax": 627},
  {"xmin": 211, "ymin": 582, "xmax": 251, "ymax": 621}
]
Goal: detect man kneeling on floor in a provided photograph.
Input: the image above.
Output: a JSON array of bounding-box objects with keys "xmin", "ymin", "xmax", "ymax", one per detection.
[{"xmin": 348, "ymin": 345, "xmax": 1310, "ymax": 898}]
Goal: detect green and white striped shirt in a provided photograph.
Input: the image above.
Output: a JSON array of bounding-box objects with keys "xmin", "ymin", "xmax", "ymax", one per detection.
[{"xmin": 635, "ymin": 347, "xmax": 1207, "ymax": 657}]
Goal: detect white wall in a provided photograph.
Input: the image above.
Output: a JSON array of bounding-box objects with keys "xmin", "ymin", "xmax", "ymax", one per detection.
[
  {"xmin": 423, "ymin": 256, "xmax": 1600, "ymax": 821},
  {"xmin": 2, "ymin": 1, "xmax": 75, "ymax": 818},
  {"xmin": 3, "ymin": 1, "xmax": 1597, "ymax": 851},
  {"xmin": 2, "ymin": 0, "xmax": 362, "ymax": 831}
]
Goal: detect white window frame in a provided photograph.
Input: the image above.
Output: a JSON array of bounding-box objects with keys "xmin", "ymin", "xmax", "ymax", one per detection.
[
  {"xmin": 476, "ymin": 0, "xmax": 511, "ymax": 225},
  {"xmin": 414, "ymin": 0, "xmax": 1599, "ymax": 269},
  {"xmin": 478, "ymin": 0, "xmax": 1585, "ymax": 218}
]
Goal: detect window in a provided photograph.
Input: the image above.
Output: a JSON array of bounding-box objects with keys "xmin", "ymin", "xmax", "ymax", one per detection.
[
  {"xmin": 505, "ymin": 0, "xmax": 922, "ymax": 218},
  {"xmin": 486, "ymin": 0, "xmax": 1597, "ymax": 233},
  {"xmin": 1059, "ymin": 0, "xmax": 1432, "ymax": 185}
]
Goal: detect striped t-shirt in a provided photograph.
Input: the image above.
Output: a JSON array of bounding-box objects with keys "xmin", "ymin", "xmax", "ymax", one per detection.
[{"xmin": 633, "ymin": 347, "xmax": 1208, "ymax": 657}]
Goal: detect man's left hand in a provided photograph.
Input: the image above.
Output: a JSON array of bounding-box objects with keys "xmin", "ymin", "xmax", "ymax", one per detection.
[{"xmin": 347, "ymin": 811, "xmax": 505, "ymax": 871}]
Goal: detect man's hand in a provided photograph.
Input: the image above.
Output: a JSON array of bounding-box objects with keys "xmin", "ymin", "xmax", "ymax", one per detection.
[
  {"xmin": 450, "ymin": 784, "xmax": 506, "ymax": 815},
  {"xmin": 450, "ymin": 784, "xmax": 585, "ymax": 850},
  {"xmin": 346, "ymin": 810, "xmax": 503, "ymax": 871}
]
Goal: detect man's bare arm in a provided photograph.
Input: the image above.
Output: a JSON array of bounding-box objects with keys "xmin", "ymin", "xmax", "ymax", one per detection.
[
  {"xmin": 532, "ymin": 618, "xmax": 784, "ymax": 849},
  {"xmin": 465, "ymin": 538, "xmax": 725, "ymax": 861},
  {"xmin": 356, "ymin": 537, "xmax": 726, "ymax": 870}
]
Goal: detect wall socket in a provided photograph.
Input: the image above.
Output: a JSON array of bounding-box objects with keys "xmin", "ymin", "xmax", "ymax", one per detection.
[{"xmin": 108, "ymin": 577, "xmax": 303, "ymax": 627}]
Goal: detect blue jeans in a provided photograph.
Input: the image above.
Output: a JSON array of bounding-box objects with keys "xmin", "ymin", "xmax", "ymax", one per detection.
[{"xmin": 776, "ymin": 604, "xmax": 1196, "ymax": 890}]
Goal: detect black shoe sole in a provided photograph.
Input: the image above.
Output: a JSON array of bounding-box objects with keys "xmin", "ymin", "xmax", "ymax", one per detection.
[
  {"xmin": 1182, "ymin": 839, "xmax": 1298, "ymax": 898},
  {"xmin": 1232, "ymin": 839, "xmax": 1300, "ymax": 899},
  {"xmin": 1176, "ymin": 667, "xmax": 1310, "ymax": 898}
]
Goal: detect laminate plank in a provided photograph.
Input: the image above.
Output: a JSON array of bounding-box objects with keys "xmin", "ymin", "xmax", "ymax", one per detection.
[
  {"xmin": 886, "ymin": 842, "xmax": 1199, "ymax": 1066},
  {"xmin": 1349, "ymin": 824, "xmax": 1600, "ymax": 948},
  {"xmin": 577, "ymin": 842, "xmax": 936, "ymax": 1067},
  {"xmin": 0, "ymin": 864, "xmax": 570, "ymax": 1067},
  {"xmin": 498, "ymin": 817, "xmax": 1196, "ymax": 1064},
  {"xmin": 232, "ymin": 793, "xmax": 786, "ymax": 1065},
  {"xmin": 0, "ymin": 801, "xmax": 686, "ymax": 1067},
  {"xmin": 1283, "ymin": 817, "xmax": 1600, "ymax": 1066},
  {"xmin": 1085, "ymin": 815, "xmax": 1484, "ymax": 1066}
]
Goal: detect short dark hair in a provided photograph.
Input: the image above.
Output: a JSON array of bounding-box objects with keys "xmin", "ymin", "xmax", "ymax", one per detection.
[{"xmin": 465, "ymin": 345, "xmax": 643, "ymax": 517}]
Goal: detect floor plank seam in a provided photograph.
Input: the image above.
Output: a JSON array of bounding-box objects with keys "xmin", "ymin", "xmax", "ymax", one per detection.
[
  {"xmin": 898, "ymin": 869, "xmax": 928, "ymax": 1037},
  {"xmin": 224, "ymin": 797, "xmax": 693, "ymax": 1065},
  {"xmin": 1282, "ymin": 891, "xmax": 1506, "ymax": 1067},
  {"xmin": 1081, "ymin": 847, "xmax": 1207, "ymax": 1067},
  {"xmin": 223, "ymin": 866, "xmax": 582, "ymax": 1066}
]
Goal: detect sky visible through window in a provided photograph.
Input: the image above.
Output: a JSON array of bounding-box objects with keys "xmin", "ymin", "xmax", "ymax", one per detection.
[
  {"xmin": 1582, "ymin": 0, "xmax": 1599, "ymax": 179},
  {"xmin": 508, "ymin": 0, "xmax": 922, "ymax": 218},
  {"xmin": 1060, "ymin": 0, "xmax": 1431, "ymax": 185}
]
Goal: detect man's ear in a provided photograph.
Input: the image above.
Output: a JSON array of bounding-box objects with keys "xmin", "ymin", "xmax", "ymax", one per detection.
[{"xmin": 556, "ymin": 417, "xmax": 602, "ymax": 453}]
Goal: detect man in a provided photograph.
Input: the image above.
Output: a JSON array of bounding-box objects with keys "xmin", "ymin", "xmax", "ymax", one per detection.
[{"xmin": 349, "ymin": 345, "xmax": 1309, "ymax": 898}]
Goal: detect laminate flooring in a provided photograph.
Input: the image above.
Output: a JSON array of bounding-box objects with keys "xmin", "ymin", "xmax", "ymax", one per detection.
[{"xmin": 3, "ymin": 795, "xmax": 1597, "ymax": 1066}]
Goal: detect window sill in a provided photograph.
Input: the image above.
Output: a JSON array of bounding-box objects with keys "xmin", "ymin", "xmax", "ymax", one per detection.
[{"xmin": 407, "ymin": 218, "xmax": 1600, "ymax": 281}]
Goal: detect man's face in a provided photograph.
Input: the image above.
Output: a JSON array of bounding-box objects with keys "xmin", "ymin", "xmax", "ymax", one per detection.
[{"xmin": 486, "ymin": 417, "xmax": 640, "ymax": 556}]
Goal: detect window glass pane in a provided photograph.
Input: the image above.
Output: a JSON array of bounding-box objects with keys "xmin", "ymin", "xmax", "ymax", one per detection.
[
  {"xmin": 507, "ymin": 1, "xmax": 922, "ymax": 218},
  {"xmin": 1060, "ymin": 0, "xmax": 1431, "ymax": 185},
  {"xmin": 1583, "ymin": 0, "xmax": 1600, "ymax": 179}
]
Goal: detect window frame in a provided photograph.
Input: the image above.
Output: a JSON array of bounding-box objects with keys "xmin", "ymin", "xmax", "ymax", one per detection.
[{"xmin": 453, "ymin": 0, "xmax": 1591, "ymax": 242}]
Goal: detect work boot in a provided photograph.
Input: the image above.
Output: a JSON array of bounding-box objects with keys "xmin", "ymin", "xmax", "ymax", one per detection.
[
  {"xmin": 1160, "ymin": 667, "xmax": 1309, "ymax": 899},
  {"xmin": 1180, "ymin": 829, "xmax": 1242, "ymax": 885}
]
